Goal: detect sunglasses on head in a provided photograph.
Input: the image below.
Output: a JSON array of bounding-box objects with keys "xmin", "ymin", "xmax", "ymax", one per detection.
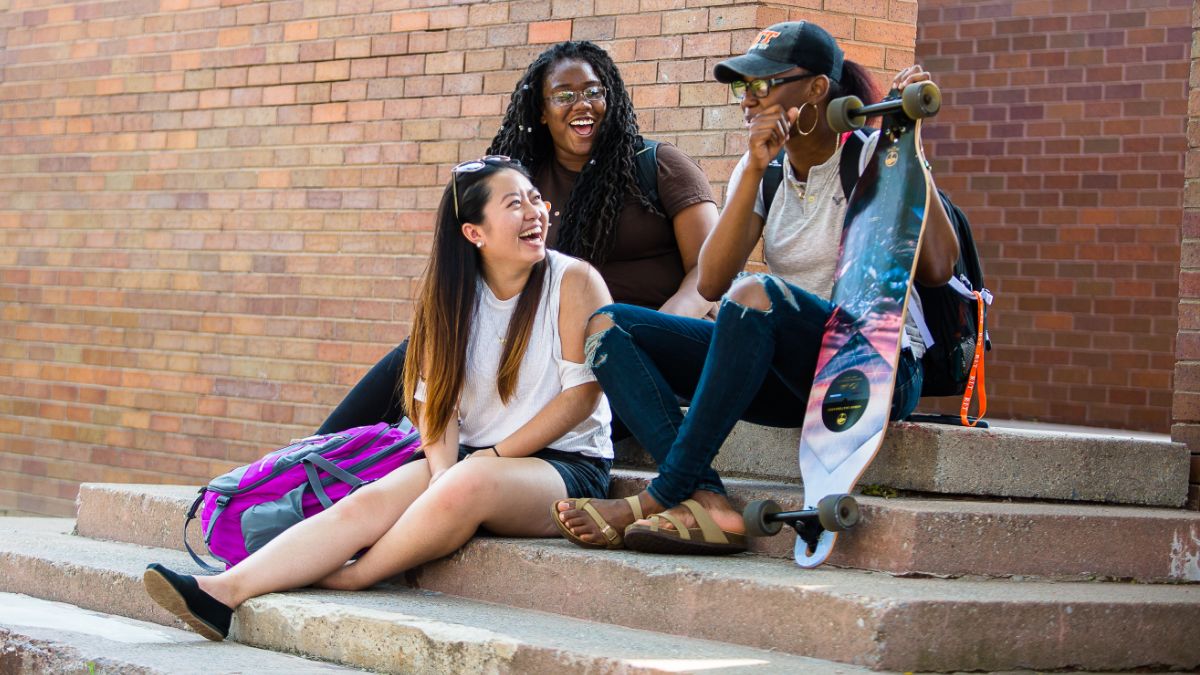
[{"xmin": 452, "ymin": 155, "xmax": 518, "ymax": 220}]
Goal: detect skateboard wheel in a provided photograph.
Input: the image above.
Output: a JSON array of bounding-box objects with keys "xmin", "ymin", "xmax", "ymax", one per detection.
[
  {"xmin": 826, "ymin": 95, "xmax": 864, "ymax": 133},
  {"xmin": 817, "ymin": 494, "xmax": 860, "ymax": 532},
  {"xmin": 900, "ymin": 82, "xmax": 941, "ymax": 120},
  {"xmin": 742, "ymin": 499, "xmax": 783, "ymax": 537}
]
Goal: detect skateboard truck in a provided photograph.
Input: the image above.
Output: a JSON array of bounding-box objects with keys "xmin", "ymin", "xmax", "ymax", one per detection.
[
  {"xmin": 743, "ymin": 495, "xmax": 860, "ymax": 555},
  {"xmin": 827, "ymin": 81, "xmax": 941, "ymax": 134}
]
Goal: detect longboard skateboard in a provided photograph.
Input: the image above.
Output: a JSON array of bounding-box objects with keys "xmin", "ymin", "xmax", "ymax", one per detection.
[{"xmin": 743, "ymin": 82, "xmax": 942, "ymax": 568}]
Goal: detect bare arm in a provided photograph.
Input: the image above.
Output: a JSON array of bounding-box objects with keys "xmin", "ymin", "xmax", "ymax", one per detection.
[
  {"xmin": 893, "ymin": 65, "xmax": 959, "ymax": 286},
  {"xmin": 697, "ymin": 103, "xmax": 799, "ymax": 301},
  {"xmin": 411, "ymin": 399, "xmax": 460, "ymax": 485},
  {"xmin": 658, "ymin": 200, "xmax": 719, "ymax": 318},
  {"xmin": 484, "ymin": 261, "xmax": 612, "ymax": 457}
]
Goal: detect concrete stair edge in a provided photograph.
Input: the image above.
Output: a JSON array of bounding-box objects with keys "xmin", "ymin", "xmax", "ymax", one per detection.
[
  {"xmin": 616, "ymin": 420, "xmax": 1191, "ymax": 507},
  {"xmin": 13, "ymin": 514, "xmax": 1200, "ymax": 672},
  {"xmin": 0, "ymin": 592, "xmax": 358, "ymax": 674},
  {"xmin": 78, "ymin": 481, "xmax": 1200, "ymax": 584},
  {"xmin": 0, "ymin": 517, "xmax": 867, "ymax": 675}
]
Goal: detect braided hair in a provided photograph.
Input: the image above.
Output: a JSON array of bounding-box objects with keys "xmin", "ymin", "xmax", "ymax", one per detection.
[{"xmin": 486, "ymin": 41, "xmax": 656, "ymax": 265}]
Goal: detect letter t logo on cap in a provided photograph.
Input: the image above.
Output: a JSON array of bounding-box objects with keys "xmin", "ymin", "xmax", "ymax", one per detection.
[{"xmin": 750, "ymin": 29, "xmax": 780, "ymax": 50}]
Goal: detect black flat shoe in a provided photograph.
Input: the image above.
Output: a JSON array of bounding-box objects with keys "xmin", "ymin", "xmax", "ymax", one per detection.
[{"xmin": 143, "ymin": 563, "xmax": 233, "ymax": 641}]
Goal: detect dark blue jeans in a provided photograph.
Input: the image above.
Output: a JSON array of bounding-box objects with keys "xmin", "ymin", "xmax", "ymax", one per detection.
[{"xmin": 587, "ymin": 274, "xmax": 923, "ymax": 508}]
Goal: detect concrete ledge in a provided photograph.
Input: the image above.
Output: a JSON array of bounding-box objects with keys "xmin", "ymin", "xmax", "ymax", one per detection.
[
  {"xmin": 616, "ymin": 421, "xmax": 1191, "ymax": 506},
  {"xmin": 612, "ymin": 472, "xmax": 1200, "ymax": 582},
  {"xmin": 20, "ymin": 513, "xmax": 1200, "ymax": 672},
  {"xmin": 412, "ymin": 538, "xmax": 1200, "ymax": 672},
  {"xmin": 80, "ymin": 481, "xmax": 1200, "ymax": 583},
  {"xmin": 0, "ymin": 518, "xmax": 855, "ymax": 674},
  {"xmin": 0, "ymin": 593, "xmax": 353, "ymax": 674}
]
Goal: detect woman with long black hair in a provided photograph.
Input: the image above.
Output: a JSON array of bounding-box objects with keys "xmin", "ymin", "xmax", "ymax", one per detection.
[{"xmin": 143, "ymin": 158, "xmax": 613, "ymax": 640}]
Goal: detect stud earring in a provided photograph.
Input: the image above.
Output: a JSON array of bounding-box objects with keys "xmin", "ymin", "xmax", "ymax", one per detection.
[{"xmin": 475, "ymin": 240, "xmax": 483, "ymax": 249}]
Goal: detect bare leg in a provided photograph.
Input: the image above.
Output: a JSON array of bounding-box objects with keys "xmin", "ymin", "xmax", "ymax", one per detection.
[
  {"xmin": 316, "ymin": 456, "xmax": 566, "ymax": 591},
  {"xmin": 195, "ymin": 457, "xmax": 434, "ymax": 608}
]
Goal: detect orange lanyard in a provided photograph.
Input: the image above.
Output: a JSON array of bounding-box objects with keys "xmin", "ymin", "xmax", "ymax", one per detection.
[{"xmin": 959, "ymin": 290, "xmax": 987, "ymax": 426}]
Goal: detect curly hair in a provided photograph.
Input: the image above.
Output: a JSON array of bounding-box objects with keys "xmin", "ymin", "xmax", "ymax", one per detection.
[{"xmin": 486, "ymin": 41, "xmax": 656, "ymax": 265}]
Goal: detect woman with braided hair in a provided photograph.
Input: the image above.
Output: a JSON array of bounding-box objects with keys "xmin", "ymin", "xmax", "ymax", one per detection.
[{"xmin": 315, "ymin": 40, "xmax": 717, "ymax": 437}]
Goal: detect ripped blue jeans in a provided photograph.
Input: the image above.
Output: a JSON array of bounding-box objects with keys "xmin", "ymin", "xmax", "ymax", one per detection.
[{"xmin": 587, "ymin": 274, "xmax": 923, "ymax": 508}]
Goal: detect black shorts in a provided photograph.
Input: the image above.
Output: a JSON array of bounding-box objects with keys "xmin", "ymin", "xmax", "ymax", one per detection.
[
  {"xmin": 409, "ymin": 446, "xmax": 612, "ymax": 500},
  {"xmin": 457, "ymin": 446, "xmax": 610, "ymax": 500}
]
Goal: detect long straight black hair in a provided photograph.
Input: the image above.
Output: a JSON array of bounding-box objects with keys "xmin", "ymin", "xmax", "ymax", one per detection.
[{"xmin": 402, "ymin": 159, "xmax": 548, "ymax": 443}]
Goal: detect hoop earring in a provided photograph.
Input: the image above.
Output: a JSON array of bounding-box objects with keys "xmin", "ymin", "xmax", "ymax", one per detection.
[{"xmin": 794, "ymin": 102, "xmax": 819, "ymax": 136}]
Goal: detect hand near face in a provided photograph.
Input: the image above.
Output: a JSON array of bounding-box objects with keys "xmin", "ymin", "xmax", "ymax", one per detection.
[{"xmin": 746, "ymin": 104, "xmax": 800, "ymax": 172}]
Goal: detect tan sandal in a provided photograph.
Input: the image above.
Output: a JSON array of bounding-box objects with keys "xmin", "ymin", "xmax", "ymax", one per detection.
[
  {"xmin": 551, "ymin": 495, "xmax": 643, "ymax": 550},
  {"xmin": 623, "ymin": 499, "xmax": 747, "ymax": 555}
]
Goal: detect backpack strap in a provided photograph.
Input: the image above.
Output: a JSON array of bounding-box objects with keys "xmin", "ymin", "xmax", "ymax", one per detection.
[
  {"xmin": 762, "ymin": 128, "xmax": 869, "ymax": 220},
  {"xmin": 302, "ymin": 454, "xmax": 366, "ymax": 510},
  {"xmin": 183, "ymin": 487, "xmax": 224, "ymax": 573},
  {"xmin": 838, "ymin": 128, "xmax": 872, "ymax": 200},
  {"xmin": 760, "ymin": 149, "xmax": 786, "ymax": 220},
  {"xmin": 634, "ymin": 138, "xmax": 665, "ymax": 216}
]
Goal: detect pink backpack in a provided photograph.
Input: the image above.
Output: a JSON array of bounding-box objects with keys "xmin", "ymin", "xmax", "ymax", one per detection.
[{"xmin": 184, "ymin": 420, "xmax": 421, "ymax": 571}]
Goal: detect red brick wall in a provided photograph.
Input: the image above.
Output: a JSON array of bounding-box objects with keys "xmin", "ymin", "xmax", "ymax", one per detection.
[
  {"xmin": 1178, "ymin": 1, "xmax": 1200, "ymax": 508},
  {"xmin": 0, "ymin": 0, "xmax": 918, "ymax": 515},
  {"xmin": 914, "ymin": 0, "xmax": 1189, "ymax": 432}
]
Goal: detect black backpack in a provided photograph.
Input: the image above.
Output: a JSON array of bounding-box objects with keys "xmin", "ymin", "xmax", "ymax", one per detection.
[
  {"xmin": 633, "ymin": 138, "xmax": 664, "ymax": 215},
  {"xmin": 760, "ymin": 131, "xmax": 992, "ymax": 401}
]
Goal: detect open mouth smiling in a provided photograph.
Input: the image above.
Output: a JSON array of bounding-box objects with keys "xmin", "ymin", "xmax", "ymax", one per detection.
[
  {"xmin": 518, "ymin": 225, "xmax": 544, "ymax": 243},
  {"xmin": 568, "ymin": 117, "xmax": 596, "ymax": 136}
]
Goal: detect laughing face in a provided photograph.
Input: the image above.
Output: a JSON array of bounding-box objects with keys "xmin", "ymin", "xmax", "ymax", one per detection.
[
  {"xmin": 540, "ymin": 58, "xmax": 607, "ymax": 172},
  {"xmin": 462, "ymin": 168, "xmax": 550, "ymax": 267}
]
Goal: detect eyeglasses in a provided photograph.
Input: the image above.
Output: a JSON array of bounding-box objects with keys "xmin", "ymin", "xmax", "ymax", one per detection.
[
  {"xmin": 544, "ymin": 85, "xmax": 606, "ymax": 108},
  {"xmin": 729, "ymin": 73, "xmax": 818, "ymax": 101},
  {"xmin": 452, "ymin": 155, "xmax": 516, "ymax": 220}
]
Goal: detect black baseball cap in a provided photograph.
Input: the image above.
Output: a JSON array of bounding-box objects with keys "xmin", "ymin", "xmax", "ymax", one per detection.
[{"xmin": 714, "ymin": 21, "xmax": 844, "ymax": 84}]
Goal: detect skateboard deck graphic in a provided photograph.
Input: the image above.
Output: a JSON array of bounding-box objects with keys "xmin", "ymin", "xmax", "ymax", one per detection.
[{"xmin": 742, "ymin": 83, "xmax": 942, "ymax": 568}]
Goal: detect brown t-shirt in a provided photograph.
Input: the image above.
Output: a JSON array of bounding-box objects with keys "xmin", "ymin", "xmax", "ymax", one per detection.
[{"xmin": 535, "ymin": 142, "xmax": 715, "ymax": 309}]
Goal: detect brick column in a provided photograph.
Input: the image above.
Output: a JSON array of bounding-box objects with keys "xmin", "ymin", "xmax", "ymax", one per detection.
[{"xmin": 1175, "ymin": 0, "xmax": 1200, "ymax": 509}]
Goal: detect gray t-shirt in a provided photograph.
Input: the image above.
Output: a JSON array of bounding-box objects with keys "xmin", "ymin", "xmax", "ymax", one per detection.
[{"xmin": 726, "ymin": 135, "xmax": 927, "ymax": 357}]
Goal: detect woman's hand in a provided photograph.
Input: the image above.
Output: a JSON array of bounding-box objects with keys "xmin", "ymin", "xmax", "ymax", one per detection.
[
  {"xmin": 746, "ymin": 103, "xmax": 799, "ymax": 172},
  {"xmin": 892, "ymin": 65, "xmax": 932, "ymax": 92}
]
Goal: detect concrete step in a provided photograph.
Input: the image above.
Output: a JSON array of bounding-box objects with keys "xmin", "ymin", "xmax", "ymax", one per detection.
[
  {"xmin": 0, "ymin": 592, "xmax": 358, "ymax": 674},
  {"xmin": 80, "ymin": 481, "xmax": 1200, "ymax": 583},
  {"xmin": 612, "ymin": 472, "xmax": 1200, "ymax": 582},
  {"xmin": 0, "ymin": 518, "xmax": 864, "ymax": 674},
  {"xmin": 55, "ymin": 489, "xmax": 1200, "ymax": 672},
  {"xmin": 616, "ymin": 420, "xmax": 1191, "ymax": 507},
  {"xmin": 411, "ymin": 539, "xmax": 1200, "ymax": 672}
]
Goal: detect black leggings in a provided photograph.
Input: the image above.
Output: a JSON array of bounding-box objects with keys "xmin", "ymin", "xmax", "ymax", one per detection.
[{"xmin": 316, "ymin": 340, "xmax": 410, "ymax": 435}]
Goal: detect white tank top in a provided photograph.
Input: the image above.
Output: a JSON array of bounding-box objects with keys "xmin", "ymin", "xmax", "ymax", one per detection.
[{"xmin": 417, "ymin": 250, "xmax": 613, "ymax": 459}]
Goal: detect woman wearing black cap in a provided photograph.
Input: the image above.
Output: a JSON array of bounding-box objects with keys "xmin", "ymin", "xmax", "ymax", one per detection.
[{"xmin": 554, "ymin": 21, "xmax": 960, "ymax": 554}]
